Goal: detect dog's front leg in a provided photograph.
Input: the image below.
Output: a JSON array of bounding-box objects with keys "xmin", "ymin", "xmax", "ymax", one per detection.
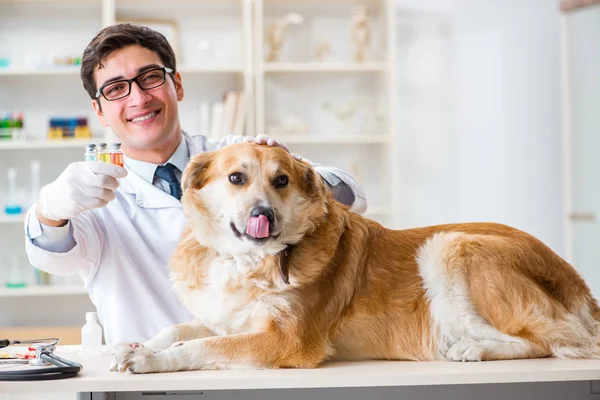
[
  {"xmin": 111, "ymin": 320, "xmax": 216, "ymax": 372},
  {"xmin": 122, "ymin": 331, "xmax": 326, "ymax": 374},
  {"xmin": 143, "ymin": 320, "xmax": 216, "ymax": 351}
]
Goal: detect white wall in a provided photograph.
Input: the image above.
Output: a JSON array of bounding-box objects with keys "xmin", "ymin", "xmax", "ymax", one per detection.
[{"xmin": 395, "ymin": 0, "xmax": 565, "ymax": 255}]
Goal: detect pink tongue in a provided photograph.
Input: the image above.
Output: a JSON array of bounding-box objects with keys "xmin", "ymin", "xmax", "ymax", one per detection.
[{"xmin": 246, "ymin": 215, "xmax": 270, "ymax": 238}]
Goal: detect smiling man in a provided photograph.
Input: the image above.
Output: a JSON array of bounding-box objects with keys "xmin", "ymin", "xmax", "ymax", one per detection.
[{"xmin": 24, "ymin": 23, "xmax": 367, "ymax": 345}]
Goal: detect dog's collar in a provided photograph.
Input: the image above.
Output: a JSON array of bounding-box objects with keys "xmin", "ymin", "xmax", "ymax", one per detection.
[{"xmin": 278, "ymin": 245, "xmax": 294, "ymax": 284}]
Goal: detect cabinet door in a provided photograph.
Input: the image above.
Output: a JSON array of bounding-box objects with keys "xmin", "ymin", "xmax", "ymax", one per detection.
[{"xmin": 566, "ymin": 5, "xmax": 600, "ymax": 298}]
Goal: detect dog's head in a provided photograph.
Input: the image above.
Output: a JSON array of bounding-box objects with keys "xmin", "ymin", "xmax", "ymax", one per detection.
[{"xmin": 181, "ymin": 143, "xmax": 328, "ymax": 256}]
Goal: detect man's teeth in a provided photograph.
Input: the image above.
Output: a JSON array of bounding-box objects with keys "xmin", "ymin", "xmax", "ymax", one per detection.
[{"xmin": 131, "ymin": 112, "xmax": 157, "ymax": 123}]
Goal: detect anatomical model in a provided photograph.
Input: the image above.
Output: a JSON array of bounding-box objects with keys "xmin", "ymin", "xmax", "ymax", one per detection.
[
  {"xmin": 351, "ymin": 7, "xmax": 370, "ymax": 62},
  {"xmin": 265, "ymin": 12, "xmax": 304, "ymax": 62}
]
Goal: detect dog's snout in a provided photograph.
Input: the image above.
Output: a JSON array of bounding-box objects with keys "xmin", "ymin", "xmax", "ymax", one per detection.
[{"xmin": 250, "ymin": 206, "xmax": 274, "ymax": 223}]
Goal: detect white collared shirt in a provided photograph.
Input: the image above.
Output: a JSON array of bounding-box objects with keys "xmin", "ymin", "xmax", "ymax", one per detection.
[{"xmin": 124, "ymin": 135, "xmax": 188, "ymax": 195}]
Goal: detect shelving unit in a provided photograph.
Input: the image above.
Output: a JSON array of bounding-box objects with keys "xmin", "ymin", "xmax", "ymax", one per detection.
[
  {"xmin": 254, "ymin": 0, "xmax": 397, "ymax": 226},
  {"xmin": 0, "ymin": 0, "xmax": 398, "ymax": 338},
  {"xmin": 0, "ymin": 0, "xmax": 254, "ymax": 339}
]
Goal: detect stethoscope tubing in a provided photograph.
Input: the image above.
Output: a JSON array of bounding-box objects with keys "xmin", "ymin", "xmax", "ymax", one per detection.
[{"xmin": 0, "ymin": 342, "xmax": 83, "ymax": 381}]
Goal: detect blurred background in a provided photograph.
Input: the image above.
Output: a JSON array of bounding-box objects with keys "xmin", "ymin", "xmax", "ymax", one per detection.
[{"xmin": 0, "ymin": 0, "xmax": 597, "ymax": 348}]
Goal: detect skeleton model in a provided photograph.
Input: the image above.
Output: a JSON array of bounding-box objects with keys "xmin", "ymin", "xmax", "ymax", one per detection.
[
  {"xmin": 314, "ymin": 40, "xmax": 331, "ymax": 62},
  {"xmin": 265, "ymin": 12, "xmax": 304, "ymax": 62},
  {"xmin": 351, "ymin": 7, "xmax": 370, "ymax": 62}
]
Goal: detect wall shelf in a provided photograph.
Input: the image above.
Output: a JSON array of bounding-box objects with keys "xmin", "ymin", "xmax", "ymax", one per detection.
[
  {"xmin": 263, "ymin": 62, "xmax": 388, "ymax": 73},
  {"xmin": 0, "ymin": 285, "xmax": 87, "ymax": 298},
  {"xmin": 0, "ymin": 65, "xmax": 246, "ymax": 77},
  {"xmin": 276, "ymin": 134, "xmax": 390, "ymax": 144},
  {"xmin": 0, "ymin": 67, "xmax": 81, "ymax": 76},
  {"xmin": 178, "ymin": 65, "xmax": 245, "ymax": 74},
  {"xmin": 0, "ymin": 138, "xmax": 96, "ymax": 150},
  {"xmin": 0, "ymin": 215, "xmax": 25, "ymax": 224}
]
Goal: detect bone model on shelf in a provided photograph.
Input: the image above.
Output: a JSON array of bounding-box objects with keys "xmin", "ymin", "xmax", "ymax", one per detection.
[
  {"xmin": 351, "ymin": 7, "xmax": 371, "ymax": 62},
  {"xmin": 314, "ymin": 40, "xmax": 332, "ymax": 62},
  {"xmin": 265, "ymin": 12, "xmax": 304, "ymax": 62}
]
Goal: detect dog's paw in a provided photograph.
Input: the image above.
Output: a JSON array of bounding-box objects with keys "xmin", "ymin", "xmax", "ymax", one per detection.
[
  {"xmin": 122, "ymin": 351, "xmax": 161, "ymax": 374},
  {"xmin": 446, "ymin": 340, "xmax": 484, "ymax": 362},
  {"xmin": 110, "ymin": 342, "xmax": 154, "ymax": 372}
]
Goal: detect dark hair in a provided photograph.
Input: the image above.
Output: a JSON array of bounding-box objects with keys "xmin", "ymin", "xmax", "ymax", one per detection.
[{"xmin": 81, "ymin": 23, "xmax": 177, "ymax": 100}]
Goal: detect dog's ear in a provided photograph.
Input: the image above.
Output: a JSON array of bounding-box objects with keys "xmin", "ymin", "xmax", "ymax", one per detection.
[
  {"xmin": 182, "ymin": 152, "xmax": 215, "ymax": 193},
  {"xmin": 298, "ymin": 160, "xmax": 328, "ymax": 199}
]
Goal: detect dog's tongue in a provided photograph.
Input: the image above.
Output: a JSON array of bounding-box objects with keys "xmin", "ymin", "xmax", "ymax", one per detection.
[{"xmin": 246, "ymin": 215, "xmax": 270, "ymax": 238}]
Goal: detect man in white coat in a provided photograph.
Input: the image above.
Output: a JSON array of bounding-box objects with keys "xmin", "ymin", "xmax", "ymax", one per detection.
[{"xmin": 25, "ymin": 24, "xmax": 367, "ymax": 345}]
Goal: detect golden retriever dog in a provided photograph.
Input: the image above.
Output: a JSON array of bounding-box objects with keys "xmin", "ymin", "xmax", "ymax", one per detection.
[{"xmin": 111, "ymin": 143, "xmax": 600, "ymax": 373}]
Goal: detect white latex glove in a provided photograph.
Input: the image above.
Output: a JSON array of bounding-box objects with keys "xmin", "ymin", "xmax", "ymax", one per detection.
[
  {"xmin": 243, "ymin": 134, "xmax": 289, "ymax": 152},
  {"xmin": 37, "ymin": 162, "xmax": 128, "ymax": 222}
]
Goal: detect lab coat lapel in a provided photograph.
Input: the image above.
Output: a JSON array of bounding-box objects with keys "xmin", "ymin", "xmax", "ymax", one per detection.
[{"xmin": 119, "ymin": 166, "xmax": 182, "ymax": 209}]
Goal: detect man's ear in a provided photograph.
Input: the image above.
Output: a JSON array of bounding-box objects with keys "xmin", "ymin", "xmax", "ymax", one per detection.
[
  {"xmin": 92, "ymin": 100, "xmax": 108, "ymax": 127},
  {"xmin": 173, "ymin": 71, "xmax": 184, "ymax": 101},
  {"xmin": 182, "ymin": 152, "xmax": 215, "ymax": 193}
]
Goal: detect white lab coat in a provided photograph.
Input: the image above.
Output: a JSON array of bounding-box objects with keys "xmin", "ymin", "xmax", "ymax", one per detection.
[{"xmin": 24, "ymin": 133, "xmax": 367, "ymax": 345}]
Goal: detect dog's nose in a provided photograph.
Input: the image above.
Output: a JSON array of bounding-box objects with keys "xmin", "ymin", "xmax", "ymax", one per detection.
[{"xmin": 250, "ymin": 206, "xmax": 275, "ymax": 224}]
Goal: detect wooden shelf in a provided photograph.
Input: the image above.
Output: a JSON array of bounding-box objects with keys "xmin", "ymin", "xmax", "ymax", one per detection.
[
  {"xmin": 0, "ymin": 285, "xmax": 87, "ymax": 298},
  {"xmin": 263, "ymin": 62, "xmax": 388, "ymax": 73}
]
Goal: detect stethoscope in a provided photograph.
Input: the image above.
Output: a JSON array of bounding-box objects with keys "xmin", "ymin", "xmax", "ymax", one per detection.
[{"xmin": 0, "ymin": 338, "xmax": 82, "ymax": 381}]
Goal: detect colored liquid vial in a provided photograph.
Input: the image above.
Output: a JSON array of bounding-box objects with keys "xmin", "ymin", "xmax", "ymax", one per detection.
[
  {"xmin": 109, "ymin": 142, "xmax": 124, "ymax": 167},
  {"xmin": 84, "ymin": 144, "xmax": 97, "ymax": 162},
  {"xmin": 4, "ymin": 167, "xmax": 22, "ymax": 215},
  {"xmin": 97, "ymin": 143, "xmax": 110, "ymax": 162}
]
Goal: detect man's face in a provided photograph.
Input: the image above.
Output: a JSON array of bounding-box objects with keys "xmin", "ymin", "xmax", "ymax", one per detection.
[{"xmin": 92, "ymin": 45, "xmax": 184, "ymax": 153}]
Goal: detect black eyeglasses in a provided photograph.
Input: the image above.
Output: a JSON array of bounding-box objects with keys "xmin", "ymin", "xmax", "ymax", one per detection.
[{"xmin": 95, "ymin": 67, "xmax": 174, "ymax": 101}]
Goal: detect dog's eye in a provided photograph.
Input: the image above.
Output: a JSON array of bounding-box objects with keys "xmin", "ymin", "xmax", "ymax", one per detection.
[
  {"xmin": 273, "ymin": 175, "xmax": 288, "ymax": 188},
  {"xmin": 229, "ymin": 172, "xmax": 245, "ymax": 185}
]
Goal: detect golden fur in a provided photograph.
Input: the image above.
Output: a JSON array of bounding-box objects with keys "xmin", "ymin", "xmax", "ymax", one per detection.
[{"xmin": 111, "ymin": 143, "xmax": 600, "ymax": 373}]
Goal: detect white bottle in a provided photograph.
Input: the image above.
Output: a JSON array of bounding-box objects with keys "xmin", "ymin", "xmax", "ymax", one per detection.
[{"xmin": 81, "ymin": 312, "xmax": 103, "ymax": 355}]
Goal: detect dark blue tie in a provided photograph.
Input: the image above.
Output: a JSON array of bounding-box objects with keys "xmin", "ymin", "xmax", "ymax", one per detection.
[{"xmin": 154, "ymin": 163, "xmax": 182, "ymax": 201}]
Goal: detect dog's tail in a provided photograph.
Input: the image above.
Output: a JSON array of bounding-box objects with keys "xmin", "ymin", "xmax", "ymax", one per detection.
[{"xmin": 543, "ymin": 293, "xmax": 600, "ymax": 359}]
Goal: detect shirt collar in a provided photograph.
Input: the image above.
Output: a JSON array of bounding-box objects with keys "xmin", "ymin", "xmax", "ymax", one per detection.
[{"xmin": 123, "ymin": 135, "xmax": 190, "ymax": 185}]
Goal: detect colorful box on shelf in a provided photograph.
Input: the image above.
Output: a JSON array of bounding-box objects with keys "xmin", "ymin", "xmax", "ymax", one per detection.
[
  {"xmin": 0, "ymin": 111, "xmax": 25, "ymax": 140},
  {"xmin": 48, "ymin": 117, "xmax": 91, "ymax": 139}
]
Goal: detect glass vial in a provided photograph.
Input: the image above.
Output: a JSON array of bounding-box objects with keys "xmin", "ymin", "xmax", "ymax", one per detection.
[
  {"xmin": 109, "ymin": 142, "xmax": 124, "ymax": 167},
  {"xmin": 97, "ymin": 143, "xmax": 110, "ymax": 163},
  {"xmin": 6, "ymin": 255, "xmax": 26, "ymax": 288},
  {"xmin": 84, "ymin": 144, "xmax": 97, "ymax": 162},
  {"xmin": 30, "ymin": 160, "xmax": 41, "ymax": 207},
  {"xmin": 5, "ymin": 167, "xmax": 22, "ymax": 215},
  {"xmin": 81, "ymin": 312, "xmax": 103, "ymax": 355}
]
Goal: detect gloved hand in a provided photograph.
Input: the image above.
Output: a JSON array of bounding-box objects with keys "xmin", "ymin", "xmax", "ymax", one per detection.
[
  {"xmin": 37, "ymin": 162, "xmax": 128, "ymax": 222},
  {"xmin": 243, "ymin": 134, "xmax": 289, "ymax": 152}
]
